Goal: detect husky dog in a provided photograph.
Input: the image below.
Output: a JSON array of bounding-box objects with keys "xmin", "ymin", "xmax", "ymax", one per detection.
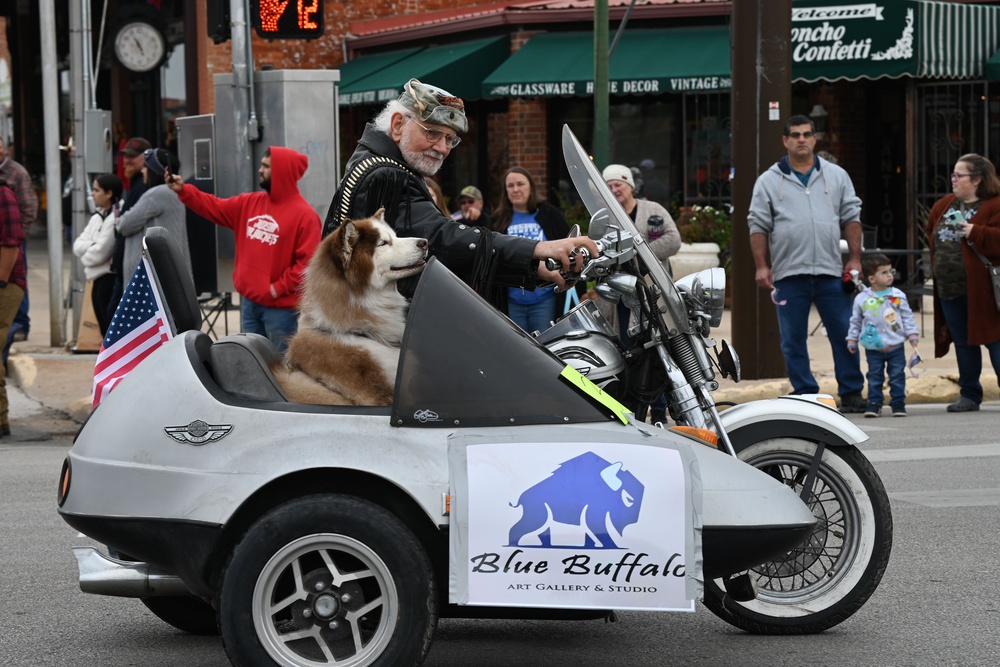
[{"xmin": 273, "ymin": 209, "xmax": 428, "ymax": 405}]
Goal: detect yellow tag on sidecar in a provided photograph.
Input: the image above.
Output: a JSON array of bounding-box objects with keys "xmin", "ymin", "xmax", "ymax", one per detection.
[{"xmin": 560, "ymin": 365, "xmax": 631, "ymax": 424}]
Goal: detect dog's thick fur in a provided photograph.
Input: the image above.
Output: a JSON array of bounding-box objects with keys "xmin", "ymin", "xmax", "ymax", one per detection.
[{"xmin": 273, "ymin": 209, "xmax": 428, "ymax": 405}]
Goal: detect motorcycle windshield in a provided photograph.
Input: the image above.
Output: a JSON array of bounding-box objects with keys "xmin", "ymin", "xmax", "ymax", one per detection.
[
  {"xmin": 392, "ymin": 258, "xmax": 616, "ymax": 428},
  {"xmin": 561, "ymin": 125, "xmax": 691, "ymax": 334}
]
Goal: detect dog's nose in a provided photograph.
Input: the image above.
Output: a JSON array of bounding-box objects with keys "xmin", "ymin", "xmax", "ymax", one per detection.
[{"xmin": 416, "ymin": 238, "xmax": 428, "ymax": 249}]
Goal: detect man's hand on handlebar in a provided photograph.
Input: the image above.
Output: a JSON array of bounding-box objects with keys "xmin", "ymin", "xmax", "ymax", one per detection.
[{"xmin": 534, "ymin": 237, "xmax": 600, "ymax": 291}]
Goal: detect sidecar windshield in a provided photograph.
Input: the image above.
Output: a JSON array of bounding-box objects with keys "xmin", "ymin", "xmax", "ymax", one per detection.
[{"xmin": 392, "ymin": 259, "xmax": 617, "ymax": 428}]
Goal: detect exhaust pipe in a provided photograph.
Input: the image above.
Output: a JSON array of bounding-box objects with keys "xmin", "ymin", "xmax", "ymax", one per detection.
[{"xmin": 73, "ymin": 547, "xmax": 192, "ymax": 598}]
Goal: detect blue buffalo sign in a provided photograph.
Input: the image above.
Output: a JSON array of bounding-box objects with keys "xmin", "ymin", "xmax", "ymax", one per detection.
[
  {"xmin": 507, "ymin": 452, "xmax": 645, "ymax": 549},
  {"xmin": 455, "ymin": 441, "xmax": 696, "ymax": 611}
]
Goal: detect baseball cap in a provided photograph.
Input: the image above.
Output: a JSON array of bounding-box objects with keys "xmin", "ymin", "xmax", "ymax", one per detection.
[
  {"xmin": 119, "ymin": 137, "xmax": 152, "ymax": 157},
  {"xmin": 602, "ymin": 164, "xmax": 635, "ymax": 190},
  {"xmin": 459, "ymin": 185, "xmax": 482, "ymax": 201},
  {"xmin": 398, "ymin": 78, "xmax": 468, "ymax": 134}
]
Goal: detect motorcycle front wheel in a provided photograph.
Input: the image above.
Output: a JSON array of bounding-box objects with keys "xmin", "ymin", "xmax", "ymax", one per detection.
[{"xmin": 702, "ymin": 437, "xmax": 893, "ymax": 634}]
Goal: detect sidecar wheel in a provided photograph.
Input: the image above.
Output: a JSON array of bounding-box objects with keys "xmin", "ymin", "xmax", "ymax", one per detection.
[
  {"xmin": 702, "ymin": 438, "xmax": 892, "ymax": 634},
  {"xmin": 141, "ymin": 596, "xmax": 219, "ymax": 635},
  {"xmin": 218, "ymin": 494, "xmax": 437, "ymax": 666}
]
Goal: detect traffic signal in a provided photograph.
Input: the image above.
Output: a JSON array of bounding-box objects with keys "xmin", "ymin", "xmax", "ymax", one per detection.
[
  {"xmin": 250, "ymin": 0, "xmax": 324, "ymax": 40},
  {"xmin": 206, "ymin": 0, "xmax": 231, "ymax": 44}
]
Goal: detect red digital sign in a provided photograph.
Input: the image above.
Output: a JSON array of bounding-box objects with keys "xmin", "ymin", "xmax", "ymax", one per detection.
[{"xmin": 251, "ymin": 0, "xmax": 324, "ymax": 40}]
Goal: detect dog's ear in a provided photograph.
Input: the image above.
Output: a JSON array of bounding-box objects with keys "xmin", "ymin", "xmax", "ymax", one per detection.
[
  {"xmin": 374, "ymin": 207, "xmax": 386, "ymax": 223},
  {"xmin": 337, "ymin": 221, "xmax": 359, "ymax": 267}
]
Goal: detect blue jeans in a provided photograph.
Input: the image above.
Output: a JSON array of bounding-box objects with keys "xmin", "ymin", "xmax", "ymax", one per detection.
[
  {"xmin": 13, "ymin": 241, "xmax": 28, "ymax": 332},
  {"xmin": 938, "ymin": 296, "xmax": 1000, "ymax": 404},
  {"xmin": 773, "ymin": 275, "xmax": 864, "ymax": 397},
  {"xmin": 240, "ymin": 297, "xmax": 299, "ymax": 354},
  {"xmin": 508, "ymin": 295, "xmax": 558, "ymax": 334},
  {"xmin": 864, "ymin": 346, "xmax": 906, "ymax": 409}
]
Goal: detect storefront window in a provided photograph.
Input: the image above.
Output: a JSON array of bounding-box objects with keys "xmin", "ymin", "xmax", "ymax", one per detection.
[
  {"xmin": 916, "ymin": 81, "xmax": 991, "ymax": 225},
  {"xmin": 552, "ymin": 96, "xmax": 682, "ymax": 216},
  {"xmin": 684, "ymin": 92, "xmax": 731, "ymax": 212}
]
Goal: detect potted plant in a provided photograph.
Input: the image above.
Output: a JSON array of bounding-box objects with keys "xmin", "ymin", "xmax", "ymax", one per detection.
[{"xmin": 671, "ymin": 204, "xmax": 732, "ymax": 278}]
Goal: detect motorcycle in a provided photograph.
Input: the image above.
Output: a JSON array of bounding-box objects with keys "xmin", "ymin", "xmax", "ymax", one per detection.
[
  {"xmin": 541, "ymin": 125, "xmax": 893, "ymax": 634},
  {"xmin": 56, "ymin": 127, "xmax": 887, "ymax": 667}
]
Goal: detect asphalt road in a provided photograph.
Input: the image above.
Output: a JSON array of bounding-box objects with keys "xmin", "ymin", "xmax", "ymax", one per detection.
[{"xmin": 2, "ymin": 401, "xmax": 999, "ymax": 666}]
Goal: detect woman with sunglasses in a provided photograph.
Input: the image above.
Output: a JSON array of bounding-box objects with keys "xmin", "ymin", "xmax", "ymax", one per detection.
[{"xmin": 926, "ymin": 153, "xmax": 1000, "ymax": 412}]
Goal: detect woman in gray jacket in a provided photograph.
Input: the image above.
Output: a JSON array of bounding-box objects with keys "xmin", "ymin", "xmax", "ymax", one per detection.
[{"xmin": 115, "ymin": 148, "xmax": 192, "ymax": 286}]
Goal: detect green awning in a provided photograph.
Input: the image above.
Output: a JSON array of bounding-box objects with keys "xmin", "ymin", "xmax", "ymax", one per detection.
[
  {"xmin": 339, "ymin": 36, "xmax": 509, "ymax": 106},
  {"xmin": 338, "ymin": 48, "xmax": 422, "ymax": 103},
  {"xmin": 791, "ymin": 0, "xmax": 1000, "ymax": 83},
  {"xmin": 481, "ymin": 28, "xmax": 731, "ymax": 99},
  {"xmin": 987, "ymin": 48, "xmax": 1000, "ymax": 81}
]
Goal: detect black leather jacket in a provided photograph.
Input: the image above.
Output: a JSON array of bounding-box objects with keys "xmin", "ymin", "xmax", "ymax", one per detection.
[{"xmin": 326, "ymin": 124, "xmax": 538, "ymax": 297}]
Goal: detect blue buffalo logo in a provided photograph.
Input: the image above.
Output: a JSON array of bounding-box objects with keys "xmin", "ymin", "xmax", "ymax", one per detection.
[{"xmin": 508, "ymin": 452, "xmax": 645, "ymax": 549}]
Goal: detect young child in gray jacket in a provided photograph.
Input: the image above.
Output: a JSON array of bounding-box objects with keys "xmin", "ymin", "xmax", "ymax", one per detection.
[{"xmin": 846, "ymin": 253, "xmax": 920, "ymax": 418}]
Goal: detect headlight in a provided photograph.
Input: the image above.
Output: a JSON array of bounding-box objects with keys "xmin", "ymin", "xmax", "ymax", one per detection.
[{"xmin": 675, "ymin": 267, "xmax": 726, "ymax": 327}]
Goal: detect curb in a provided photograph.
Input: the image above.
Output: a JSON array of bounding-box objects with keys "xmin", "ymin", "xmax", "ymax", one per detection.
[{"xmin": 8, "ymin": 353, "xmax": 95, "ymax": 424}]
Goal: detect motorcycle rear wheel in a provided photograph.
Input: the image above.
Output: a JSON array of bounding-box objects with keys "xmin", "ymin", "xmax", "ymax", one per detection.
[{"xmin": 702, "ymin": 437, "xmax": 892, "ymax": 634}]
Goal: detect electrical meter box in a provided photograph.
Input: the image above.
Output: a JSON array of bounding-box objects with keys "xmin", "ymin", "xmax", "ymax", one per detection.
[
  {"xmin": 84, "ymin": 109, "xmax": 114, "ymax": 175},
  {"xmin": 213, "ymin": 69, "xmax": 340, "ymax": 221},
  {"xmin": 176, "ymin": 114, "xmax": 234, "ymax": 295}
]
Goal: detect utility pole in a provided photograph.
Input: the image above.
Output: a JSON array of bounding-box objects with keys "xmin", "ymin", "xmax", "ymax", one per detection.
[
  {"xmin": 730, "ymin": 0, "xmax": 791, "ymax": 379},
  {"xmin": 593, "ymin": 0, "xmax": 609, "ymax": 167},
  {"xmin": 68, "ymin": 0, "xmax": 87, "ymax": 344},
  {"xmin": 230, "ymin": 0, "xmax": 259, "ymax": 195},
  {"xmin": 40, "ymin": 0, "xmax": 65, "ymax": 346}
]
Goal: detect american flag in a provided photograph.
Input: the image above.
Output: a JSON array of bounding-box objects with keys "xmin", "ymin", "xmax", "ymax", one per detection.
[{"xmin": 92, "ymin": 256, "xmax": 173, "ymax": 407}]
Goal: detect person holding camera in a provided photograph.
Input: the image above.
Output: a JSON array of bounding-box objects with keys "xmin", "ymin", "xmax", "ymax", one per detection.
[{"xmin": 926, "ymin": 153, "xmax": 1000, "ymax": 412}]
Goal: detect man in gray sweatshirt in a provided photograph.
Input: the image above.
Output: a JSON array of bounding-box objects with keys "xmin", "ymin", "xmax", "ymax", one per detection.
[{"xmin": 747, "ymin": 114, "xmax": 866, "ymax": 413}]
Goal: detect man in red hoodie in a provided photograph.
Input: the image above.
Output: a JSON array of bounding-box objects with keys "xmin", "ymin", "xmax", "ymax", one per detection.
[{"xmin": 166, "ymin": 146, "xmax": 320, "ymax": 352}]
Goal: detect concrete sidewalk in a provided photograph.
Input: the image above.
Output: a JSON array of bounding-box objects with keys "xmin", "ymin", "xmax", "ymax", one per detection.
[{"xmin": 5, "ymin": 228, "xmax": 989, "ymax": 425}]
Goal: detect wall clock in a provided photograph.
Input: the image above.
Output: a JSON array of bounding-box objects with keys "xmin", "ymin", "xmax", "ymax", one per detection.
[{"xmin": 114, "ymin": 20, "xmax": 166, "ymax": 73}]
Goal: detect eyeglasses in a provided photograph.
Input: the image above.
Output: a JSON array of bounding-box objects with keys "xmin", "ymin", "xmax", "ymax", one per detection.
[
  {"xmin": 787, "ymin": 131, "xmax": 816, "ymax": 139},
  {"xmin": 458, "ymin": 198, "xmax": 476, "ymax": 205},
  {"xmin": 770, "ymin": 288, "xmax": 787, "ymax": 306},
  {"xmin": 951, "ymin": 172, "xmax": 976, "ymax": 180},
  {"xmin": 407, "ymin": 116, "xmax": 461, "ymax": 149}
]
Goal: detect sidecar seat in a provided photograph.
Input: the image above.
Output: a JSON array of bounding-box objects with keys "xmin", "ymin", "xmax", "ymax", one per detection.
[
  {"xmin": 209, "ymin": 333, "xmax": 289, "ymax": 402},
  {"xmin": 143, "ymin": 226, "xmax": 202, "ymax": 333}
]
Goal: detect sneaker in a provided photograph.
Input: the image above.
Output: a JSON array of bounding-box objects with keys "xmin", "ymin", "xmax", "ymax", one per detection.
[
  {"xmin": 839, "ymin": 393, "xmax": 867, "ymax": 414},
  {"xmin": 946, "ymin": 397, "xmax": 980, "ymax": 413},
  {"xmin": 891, "ymin": 408, "xmax": 907, "ymax": 417},
  {"xmin": 864, "ymin": 404, "xmax": 881, "ymax": 418}
]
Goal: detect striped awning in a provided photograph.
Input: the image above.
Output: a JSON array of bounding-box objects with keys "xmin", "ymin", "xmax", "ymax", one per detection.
[{"xmin": 792, "ymin": 0, "xmax": 1000, "ymax": 83}]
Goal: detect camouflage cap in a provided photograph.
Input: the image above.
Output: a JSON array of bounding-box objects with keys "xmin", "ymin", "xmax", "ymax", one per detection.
[
  {"xmin": 399, "ymin": 78, "xmax": 468, "ymax": 134},
  {"xmin": 459, "ymin": 185, "xmax": 482, "ymax": 200}
]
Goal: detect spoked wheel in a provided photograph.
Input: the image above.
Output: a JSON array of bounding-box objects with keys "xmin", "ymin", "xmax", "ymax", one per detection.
[
  {"xmin": 703, "ymin": 438, "xmax": 893, "ymax": 634},
  {"xmin": 219, "ymin": 494, "xmax": 437, "ymax": 666}
]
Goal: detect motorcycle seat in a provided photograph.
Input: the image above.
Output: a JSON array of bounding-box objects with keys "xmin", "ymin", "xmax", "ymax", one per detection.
[{"xmin": 209, "ymin": 333, "xmax": 289, "ymax": 403}]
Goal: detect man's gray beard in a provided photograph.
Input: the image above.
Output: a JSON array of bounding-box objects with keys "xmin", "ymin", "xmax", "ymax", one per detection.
[{"xmin": 400, "ymin": 146, "xmax": 444, "ymax": 177}]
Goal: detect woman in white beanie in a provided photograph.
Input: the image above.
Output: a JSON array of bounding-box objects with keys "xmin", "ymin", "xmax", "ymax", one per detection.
[{"xmin": 599, "ymin": 163, "xmax": 681, "ymax": 343}]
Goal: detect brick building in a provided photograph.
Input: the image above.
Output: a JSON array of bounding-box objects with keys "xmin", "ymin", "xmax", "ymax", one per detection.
[{"xmin": 3, "ymin": 0, "xmax": 1000, "ymax": 258}]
